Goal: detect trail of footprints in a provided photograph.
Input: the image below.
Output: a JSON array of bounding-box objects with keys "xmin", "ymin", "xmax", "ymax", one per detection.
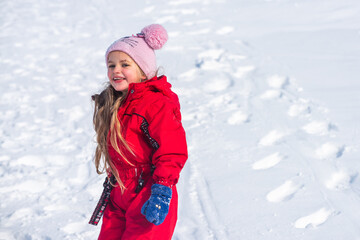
[
  {"xmin": 178, "ymin": 41, "xmax": 357, "ymax": 235},
  {"xmin": 252, "ymin": 74, "xmax": 349, "ymax": 229},
  {"xmin": 188, "ymin": 45, "xmax": 350, "ymax": 229},
  {"xmin": 181, "ymin": 45, "xmax": 346, "ymax": 230}
]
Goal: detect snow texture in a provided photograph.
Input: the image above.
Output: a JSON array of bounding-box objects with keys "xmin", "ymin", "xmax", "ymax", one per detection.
[{"xmin": 1, "ymin": 0, "xmax": 360, "ymax": 239}]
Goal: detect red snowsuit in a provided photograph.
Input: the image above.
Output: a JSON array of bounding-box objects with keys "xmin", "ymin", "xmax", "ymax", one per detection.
[{"xmin": 98, "ymin": 76, "xmax": 188, "ymax": 240}]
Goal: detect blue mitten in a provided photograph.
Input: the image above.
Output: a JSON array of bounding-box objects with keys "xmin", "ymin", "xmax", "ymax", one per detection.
[{"xmin": 141, "ymin": 184, "xmax": 172, "ymax": 225}]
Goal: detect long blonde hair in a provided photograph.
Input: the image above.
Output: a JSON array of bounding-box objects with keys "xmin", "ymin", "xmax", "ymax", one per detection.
[{"xmin": 91, "ymin": 84, "xmax": 135, "ymax": 193}]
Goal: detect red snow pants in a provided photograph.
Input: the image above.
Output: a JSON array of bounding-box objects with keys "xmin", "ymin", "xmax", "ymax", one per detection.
[{"xmin": 98, "ymin": 168, "xmax": 178, "ymax": 240}]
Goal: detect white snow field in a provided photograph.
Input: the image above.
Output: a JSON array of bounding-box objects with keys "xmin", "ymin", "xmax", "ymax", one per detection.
[{"xmin": 1, "ymin": 0, "xmax": 360, "ymax": 239}]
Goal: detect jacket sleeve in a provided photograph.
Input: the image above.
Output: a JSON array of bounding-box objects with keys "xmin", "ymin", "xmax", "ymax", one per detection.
[{"xmin": 146, "ymin": 97, "xmax": 188, "ymax": 187}]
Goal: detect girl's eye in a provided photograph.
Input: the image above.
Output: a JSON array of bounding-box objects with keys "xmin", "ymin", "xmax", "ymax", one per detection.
[
  {"xmin": 122, "ymin": 64, "xmax": 129, "ymax": 67},
  {"xmin": 108, "ymin": 65, "xmax": 115, "ymax": 68}
]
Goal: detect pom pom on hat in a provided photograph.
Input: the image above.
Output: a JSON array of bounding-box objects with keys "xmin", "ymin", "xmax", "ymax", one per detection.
[{"xmin": 141, "ymin": 24, "xmax": 168, "ymax": 50}]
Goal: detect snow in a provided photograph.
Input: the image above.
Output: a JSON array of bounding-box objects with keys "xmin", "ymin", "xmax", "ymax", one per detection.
[{"xmin": 1, "ymin": 0, "xmax": 360, "ymax": 239}]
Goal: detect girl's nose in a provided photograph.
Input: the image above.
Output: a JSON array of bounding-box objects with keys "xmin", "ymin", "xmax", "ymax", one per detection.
[{"xmin": 114, "ymin": 65, "xmax": 121, "ymax": 73}]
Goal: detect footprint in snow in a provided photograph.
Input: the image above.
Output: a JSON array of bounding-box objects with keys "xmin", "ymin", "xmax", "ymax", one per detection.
[
  {"xmin": 227, "ymin": 110, "xmax": 249, "ymax": 125},
  {"xmin": 258, "ymin": 129, "xmax": 288, "ymax": 146},
  {"xmin": 315, "ymin": 142, "xmax": 345, "ymax": 159},
  {"xmin": 325, "ymin": 170, "xmax": 353, "ymax": 190},
  {"xmin": 288, "ymin": 101, "xmax": 311, "ymax": 117},
  {"xmin": 202, "ymin": 74, "xmax": 233, "ymax": 93},
  {"xmin": 252, "ymin": 152, "xmax": 283, "ymax": 170},
  {"xmin": 302, "ymin": 120, "xmax": 337, "ymax": 136},
  {"xmin": 196, "ymin": 48, "xmax": 225, "ymax": 69},
  {"xmin": 294, "ymin": 208, "xmax": 334, "ymax": 229},
  {"xmin": 266, "ymin": 180, "xmax": 303, "ymax": 203},
  {"xmin": 216, "ymin": 26, "xmax": 234, "ymax": 35},
  {"xmin": 260, "ymin": 75, "xmax": 289, "ymax": 100},
  {"xmin": 267, "ymin": 74, "xmax": 289, "ymax": 89},
  {"xmin": 260, "ymin": 89, "xmax": 283, "ymax": 100}
]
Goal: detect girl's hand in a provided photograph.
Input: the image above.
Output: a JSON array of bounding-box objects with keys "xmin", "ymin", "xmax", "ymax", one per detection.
[{"xmin": 141, "ymin": 184, "xmax": 172, "ymax": 225}]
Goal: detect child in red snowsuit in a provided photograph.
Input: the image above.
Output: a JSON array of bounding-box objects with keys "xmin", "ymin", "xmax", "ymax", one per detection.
[{"xmin": 90, "ymin": 24, "xmax": 188, "ymax": 239}]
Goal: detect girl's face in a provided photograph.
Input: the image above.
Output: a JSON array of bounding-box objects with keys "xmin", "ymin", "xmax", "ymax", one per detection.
[{"xmin": 107, "ymin": 51, "xmax": 146, "ymax": 93}]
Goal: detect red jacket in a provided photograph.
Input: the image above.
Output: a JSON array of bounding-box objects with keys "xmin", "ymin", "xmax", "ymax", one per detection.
[{"xmin": 108, "ymin": 75, "xmax": 188, "ymax": 187}]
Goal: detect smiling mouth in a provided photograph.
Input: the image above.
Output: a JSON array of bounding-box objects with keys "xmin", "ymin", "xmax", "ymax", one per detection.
[{"xmin": 113, "ymin": 77, "xmax": 125, "ymax": 81}]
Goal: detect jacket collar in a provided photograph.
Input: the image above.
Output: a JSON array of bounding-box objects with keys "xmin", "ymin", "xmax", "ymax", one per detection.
[{"xmin": 125, "ymin": 75, "xmax": 175, "ymax": 101}]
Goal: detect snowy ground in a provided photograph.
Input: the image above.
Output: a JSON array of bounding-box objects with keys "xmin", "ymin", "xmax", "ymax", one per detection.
[{"xmin": 1, "ymin": 0, "xmax": 360, "ymax": 239}]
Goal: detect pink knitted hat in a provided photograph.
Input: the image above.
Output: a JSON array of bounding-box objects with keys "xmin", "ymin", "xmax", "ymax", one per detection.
[{"xmin": 105, "ymin": 24, "xmax": 168, "ymax": 79}]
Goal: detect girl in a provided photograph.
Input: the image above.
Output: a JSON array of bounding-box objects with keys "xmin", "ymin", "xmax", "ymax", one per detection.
[{"xmin": 90, "ymin": 24, "xmax": 188, "ymax": 240}]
